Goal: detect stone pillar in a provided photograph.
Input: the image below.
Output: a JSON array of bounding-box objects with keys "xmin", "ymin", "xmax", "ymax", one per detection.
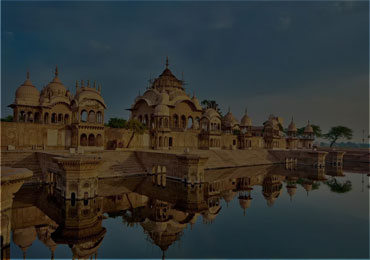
[
  {"xmin": 1, "ymin": 167, "xmax": 33, "ymax": 259},
  {"xmin": 53, "ymin": 156, "xmax": 103, "ymax": 200},
  {"xmin": 177, "ymin": 154, "xmax": 208, "ymax": 184}
]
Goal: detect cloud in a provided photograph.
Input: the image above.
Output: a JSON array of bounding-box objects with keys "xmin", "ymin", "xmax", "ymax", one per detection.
[
  {"xmin": 277, "ymin": 16, "xmax": 291, "ymax": 31},
  {"xmin": 89, "ymin": 40, "xmax": 111, "ymax": 52}
]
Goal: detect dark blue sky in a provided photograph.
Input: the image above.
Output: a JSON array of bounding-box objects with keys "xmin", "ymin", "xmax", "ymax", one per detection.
[{"xmin": 2, "ymin": 1, "xmax": 368, "ymax": 141}]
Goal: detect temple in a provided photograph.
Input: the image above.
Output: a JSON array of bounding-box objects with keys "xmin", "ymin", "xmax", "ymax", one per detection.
[{"xmin": 3, "ymin": 59, "xmax": 315, "ymax": 151}]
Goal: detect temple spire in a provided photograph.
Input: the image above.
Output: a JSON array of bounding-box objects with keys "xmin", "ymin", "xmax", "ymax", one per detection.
[
  {"xmin": 55, "ymin": 66, "xmax": 58, "ymax": 77},
  {"xmin": 165, "ymin": 56, "xmax": 169, "ymax": 68},
  {"xmin": 26, "ymin": 71, "xmax": 30, "ymax": 79}
]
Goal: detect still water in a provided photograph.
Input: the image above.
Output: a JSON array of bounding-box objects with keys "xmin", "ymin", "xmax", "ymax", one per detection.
[{"xmin": 9, "ymin": 165, "xmax": 369, "ymax": 259}]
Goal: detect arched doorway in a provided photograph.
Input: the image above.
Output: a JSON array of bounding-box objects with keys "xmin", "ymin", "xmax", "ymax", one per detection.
[
  {"xmin": 80, "ymin": 134, "xmax": 87, "ymax": 146},
  {"xmin": 88, "ymin": 134, "xmax": 95, "ymax": 146}
]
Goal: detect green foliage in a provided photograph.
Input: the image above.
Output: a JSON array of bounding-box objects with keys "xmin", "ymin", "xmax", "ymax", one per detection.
[
  {"xmin": 278, "ymin": 123, "xmax": 284, "ymax": 131},
  {"xmin": 107, "ymin": 118, "xmax": 127, "ymax": 128},
  {"xmin": 201, "ymin": 99, "xmax": 223, "ymax": 116},
  {"xmin": 125, "ymin": 119, "xmax": 146, "ymax": 134},
  {"xmin": 323, "ymin": 126, "xmax": 353, "ymax": 147},
  {"xmin": 1, "ymin": 115, "xmax": 13, "ymax": 122},
  {"xmin": 125, "ymin": 119, "xmax": 146, "ymax": 148},
  {"xmin": 325, "ymin": 178, "xmax": 352, "ymax": 193}
]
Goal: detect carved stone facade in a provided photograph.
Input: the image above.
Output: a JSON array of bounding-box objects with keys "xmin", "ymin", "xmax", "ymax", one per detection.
[{"xmin": 8, "ymin": 67, "xmax": 106, "ymax": 150}]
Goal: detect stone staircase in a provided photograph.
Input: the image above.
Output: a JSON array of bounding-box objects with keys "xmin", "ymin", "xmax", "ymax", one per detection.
[
  {"xmin": 187, "ymin": 149, "xmax": 277, "ymax": 169},
  {"xmin": 99, "ymin": 151, "xmax": 147, "ymax": 178},
  {"xmin": 0, "ymin": 151, "xmax": 42, "ymax": 183}
]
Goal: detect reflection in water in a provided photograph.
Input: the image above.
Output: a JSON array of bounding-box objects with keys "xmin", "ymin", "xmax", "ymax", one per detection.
[{"xmin": 8, "ymin": 164, "xmax": 369, "ymax": 259}]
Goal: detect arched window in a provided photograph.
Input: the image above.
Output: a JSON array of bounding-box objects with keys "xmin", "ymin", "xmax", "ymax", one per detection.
[
  {"xmin": 27, "ymin": 112, "xmax": 33, "ymax": 122},
  {"xmin": 34, "ymin": 112, "xmax": 40, "ymax": 123},
  {"xmin": 88, "ymin": 134, "xmax": 95, "ymax": 146},
  {"xmin": 81, "ymin": 110, "xmax": 88, "ymax": 122},
  {"xmin": 44, "ymin": 113, "xmax": 49, "ymax": 124},
  {"xmin": 159, "ymin": 136, "xmax": 163, "ymax": 147},
  {"xmin": 144, "ymin": 115, "xmax": 149, "ymax": 126},
  {"xmin": 187, "ymin": 116, "xmax": 193, "ymax": 129},
  {"xmin": 164, "ymin": 137, "xmax": 168, "ymax": 147},
  {"xmin": 19, "ymin": 111, "xmax": 26, "ymax": 122},
  {"xmin": 80, "ymin": 134, "xmax": 87, "ymax": 146},
  {"xmin": 96, "ymin": 111, "xmax": 103, "ymax": 123},
  {"xmin": 173, "ymin": 114, "xmax": 179, "ymax": 128},
  {"xmin": 88, "ymin": 111, "xmax": 96, "ymax": 123},
  {"xmin": 64, "ymin": 114, "xmax": 69, "ymax": 124},
  {"xmin": 58, "ymin": 114, "xmax": 63, "ymax": 124},
  {"xmin": 51, "ymin": 113, "xmax": 57, "ymax": 124},
  {"xmin": 164, "ymin": 118, "xmax": 169, "ymax": 128},
  {"xmin": 181, "ymin": 115, "xmax": 186, "ymax": 129}
]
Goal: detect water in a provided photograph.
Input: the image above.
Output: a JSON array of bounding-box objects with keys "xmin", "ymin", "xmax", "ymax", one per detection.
[{"xmin": 8, "ymin": 165, "xmax": 369, "ymax": 259}]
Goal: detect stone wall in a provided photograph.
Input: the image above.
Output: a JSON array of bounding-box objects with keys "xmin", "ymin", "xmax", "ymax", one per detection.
[
  {"xmin": 0, "ymin": 151, "xmax": 42, "ymax": 183},
  {"xmin": 1, "ymin": 122, "xmax": 71, "ymax": 150},
  {"xmin": 269, "ymin": 149, "xmax": 328, "ymax": 167},
  {"xmin": 104, "ymin": 127, "xmax": 149, "ymax": 149}
]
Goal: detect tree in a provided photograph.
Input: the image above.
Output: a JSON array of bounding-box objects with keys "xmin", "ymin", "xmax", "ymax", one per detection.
[
  {"xmin": 107, "ymin": 118, "xmax": 127, "ymax": 128},
  {"xmin": 1, "ymin": 115, "xmax": 13, "ymax": 122},
  {"xmin": 324, "ymin": 126, "xmax": 353, "ymax": 147},
  {"xmin": 125, "ymin": 119, "xmax": 146, "ymax": 148},
  {"xmin": 325, "ymin": 178, "xmax": 352, "ymax": 193},
  {"xmin": 201, "ymin": 99, "xmax": 222, "ymax": 116},
  {"xmin": 297, "ymin": 124, "xmax": 322, "ymax": 137}
]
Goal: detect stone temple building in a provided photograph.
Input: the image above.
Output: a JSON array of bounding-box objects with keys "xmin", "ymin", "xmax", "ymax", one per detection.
[
  {"xmin": 7, "ymin": 67, "xmax": 106, "ymax": 150},
  {"xmin": 4, "ymin": 60, "xmax": 314, "ymax": 151},
  {"xmin": 129, "ymin": 58, "xmax": 315, "ymax": 150}
]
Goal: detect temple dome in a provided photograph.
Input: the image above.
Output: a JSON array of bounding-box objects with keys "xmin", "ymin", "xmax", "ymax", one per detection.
[
  {"xmin": 192, "ymin": 95, "xmax": 200, "ymax": 107},
  {"xmin": 44, "ymin": 67, "xmax": 68, "ymax": 98},
  {"xmin": 288, "ymin": 118, "xmax": 297, "ymax": 132},
  {"xmin": 159, "ymin": 91, "xmax": 169, "ymax": 105},
  {"xmin": 13, "ymin": 227, "xmax": 37, "ymax": 252},
  {"xmin": 223, "ymin": 109, "xmax": 238, "ymax": 128},
  {"xmin": 238, "ymin": 196, "xmax": 252, "ymax": 210},
  {"xmin": 202, "ymin": 108, "xmax": 221, "ymax": 121},
  {"xmin": 74, "ymin": 86, "xmax": 106, "ymax": 108},
  {"xmin": 154, "ymin": 104, "xmax": 169, "ymax": 116},
  {"xmin": 304, "ymin": 121, "xmax": 313, "ymax": 133},
  {"xmin": 240, "ymin": 109, "xmax": 252, "ymax": 127},
  {"xmin": 15, "ymin": 72, "xmax": 40, "ymax": 106}
]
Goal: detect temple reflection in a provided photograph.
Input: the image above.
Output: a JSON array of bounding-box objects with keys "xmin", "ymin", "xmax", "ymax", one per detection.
[{"xmin": 6, "ymin": 164, "xmax": 357, "ymax": 259}]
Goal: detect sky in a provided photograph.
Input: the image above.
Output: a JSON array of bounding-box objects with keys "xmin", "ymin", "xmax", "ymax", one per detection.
[{"xmin": 1, "ymin": 1, "xmax": 369, "ymax": 142}]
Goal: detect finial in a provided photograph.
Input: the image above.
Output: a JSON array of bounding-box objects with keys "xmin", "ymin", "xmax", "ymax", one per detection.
[
  {"xmin": 165, "ymin": 56, "xmax": 169, "ymax": 68},
  {"xmin": 228, "ymin": 106, "xmax": 231, "ymax": 113},
  {"xmin": 308, "ymin": 120, "xmax": 310, "ymax": 125},
  {"xmin": 26, "ymin": 71, "xmax": 30, "ymax": 79},
  {"xmin": 55, "ymin": 66, "xmax": 58, "ymax": 77},
  {"xmin": 291, "ymin": 116, "xmax": 294, "ymax": 122}
]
